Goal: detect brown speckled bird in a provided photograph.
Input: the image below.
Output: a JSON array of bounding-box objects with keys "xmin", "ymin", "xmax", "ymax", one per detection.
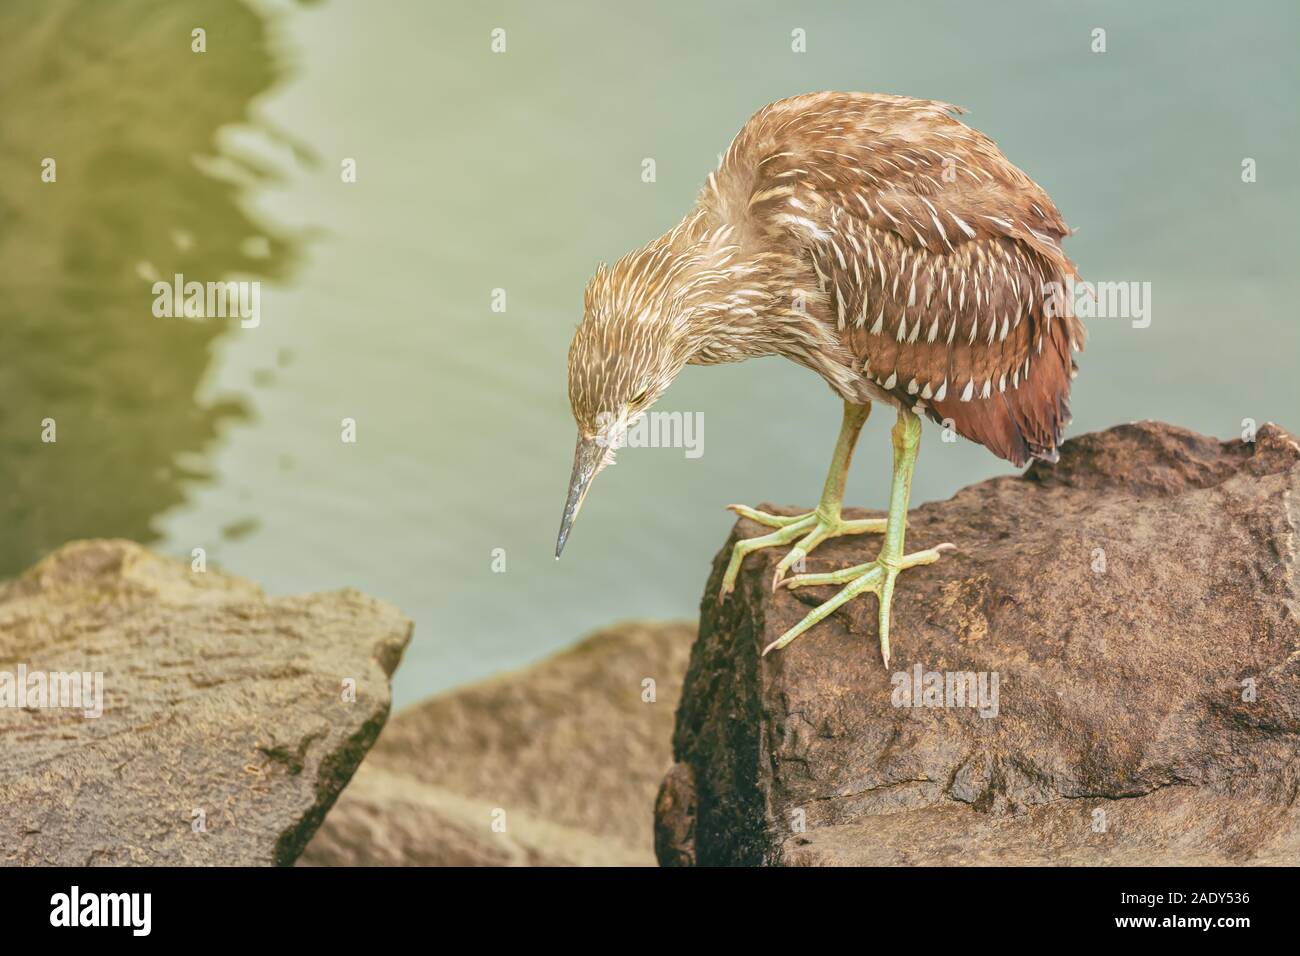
[{"xmin": 556, "ymin": 91, "xmax": 1085, "ymax": 665}]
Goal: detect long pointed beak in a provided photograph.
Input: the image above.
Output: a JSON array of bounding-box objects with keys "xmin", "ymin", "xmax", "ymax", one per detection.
[{"xmin": 555, "ymin": 436, "xmax": 604, "ymax": 558}]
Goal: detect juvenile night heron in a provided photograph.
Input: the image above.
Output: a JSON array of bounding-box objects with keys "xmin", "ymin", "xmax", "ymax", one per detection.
[{"xmin": 556, "ymin": 92, "xmax": 1085, "ymax": 665}]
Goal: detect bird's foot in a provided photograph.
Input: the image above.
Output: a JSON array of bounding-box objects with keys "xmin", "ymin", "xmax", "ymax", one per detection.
[
  {"xmin": 763, "ymin": 543, "xmax": 955, "ymax": 666},
  {"xmin": 719, "ymin": 504, "xmax": 887, "ymax": 597}
]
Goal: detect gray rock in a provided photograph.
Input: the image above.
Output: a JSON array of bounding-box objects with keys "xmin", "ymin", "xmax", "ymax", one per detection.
[
  {"xmin": 0, "ymin": 540, "xmax": 410, "ymax": 865},
  {"xmin": 657, "ymin": 422, "xmax": 1300, "ymax": 865},
  {"xmin": 302, "ymin": 620, "xmax": 694, "ymax": 866}
]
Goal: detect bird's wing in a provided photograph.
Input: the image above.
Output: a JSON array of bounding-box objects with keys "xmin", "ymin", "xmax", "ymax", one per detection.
[{"xmin": 731, "ymin": 92, "xmax": 1086, "ymax": 466}]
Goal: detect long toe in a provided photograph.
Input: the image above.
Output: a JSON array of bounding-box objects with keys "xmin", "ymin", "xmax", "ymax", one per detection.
[
  {"xmin": 725, "ymin": 504, "xmax": 808, "ymax": 528},
  {"xmin": 764, "ymin": 545, "xmax": 952, "ymax": 661},
  {"xmin": 719, "ymin": 516, "xmax": 816, "ymax": 597},
  {"xmin": 721, "ymin": 506, "xmax": 893, "ymax": 603}
]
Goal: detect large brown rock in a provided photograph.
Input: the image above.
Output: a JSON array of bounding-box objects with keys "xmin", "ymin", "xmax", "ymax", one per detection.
[
  {"xmin": 301, "ymin": 620, "xmax": 694, "ymax": 866},
  {"xmin": 0, "ymin": 540, "xmax": 410, "ymax": 865},
  {"xmin": 656, "ymin": 422, "xmax": 1300, "ymax": 865}
]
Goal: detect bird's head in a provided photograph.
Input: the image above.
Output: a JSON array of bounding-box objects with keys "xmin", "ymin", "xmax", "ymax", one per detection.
[{"xmin": 554, "ymin": 259, "xmax": 698, "ymax": 558}]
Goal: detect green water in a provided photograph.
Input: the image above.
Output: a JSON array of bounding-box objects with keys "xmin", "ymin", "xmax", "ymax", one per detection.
[{"xmin": 2, "ymin": 0, "xmax": 1296, "ymax": 707}]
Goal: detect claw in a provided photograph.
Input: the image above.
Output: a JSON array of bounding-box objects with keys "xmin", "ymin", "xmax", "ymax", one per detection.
[{"xmin": 771, "ymin": 547, "xmax": 807, "ymax": 591}]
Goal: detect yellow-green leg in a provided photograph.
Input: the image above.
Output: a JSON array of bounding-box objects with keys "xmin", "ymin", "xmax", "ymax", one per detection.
[
  {"xmin": 719, "ymin": 401, "xmax": 886, "ymax": 598},
  {"xmin": 765, "ymin": 407, "xmax": 953, "ymax": 666}
]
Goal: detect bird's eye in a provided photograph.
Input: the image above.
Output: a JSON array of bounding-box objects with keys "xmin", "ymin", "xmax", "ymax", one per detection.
[{"xmin": 629, "ymin": 388, "xmax": 649, "ymax": 406}]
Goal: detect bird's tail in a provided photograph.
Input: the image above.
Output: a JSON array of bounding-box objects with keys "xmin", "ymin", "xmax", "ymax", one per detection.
[{"xmin": 929, "ymin": 307, "xmax": 1083, "ymax": 468}]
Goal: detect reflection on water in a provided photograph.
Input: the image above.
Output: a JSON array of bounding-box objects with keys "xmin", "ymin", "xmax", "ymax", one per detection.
[{"xmin": 0, "ymin": 0, "xmax": 298, "ymax": 576}]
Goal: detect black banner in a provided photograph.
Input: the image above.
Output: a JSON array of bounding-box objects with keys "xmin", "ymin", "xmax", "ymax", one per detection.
[{"xmin": 0, "ymin": 866, "xmax": 1279, "ymax": 941}]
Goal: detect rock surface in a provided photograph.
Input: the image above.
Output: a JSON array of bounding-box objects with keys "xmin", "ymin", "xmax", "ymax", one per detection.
[
  {"xmin": 0, "ymin": 540, "xmax": 410, "ymax": 865},
  {"xmin": 301, "ymin": 620, "xmax": 694, "ymax": 866},
  {"xmin": 656, "ymin": 422, "xmax": 1300, "ymax": 866}
]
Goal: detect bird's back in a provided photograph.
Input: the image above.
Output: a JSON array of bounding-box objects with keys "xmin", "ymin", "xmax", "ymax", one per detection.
[{"xmin": 706, "ymin": 92, "xmax": 1085, "ymax": 467}]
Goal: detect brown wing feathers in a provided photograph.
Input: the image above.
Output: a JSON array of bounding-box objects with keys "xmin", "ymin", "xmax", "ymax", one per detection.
[{"xmin": 746, "ymin": 93, "xmax": 1084, "ymax": 467}]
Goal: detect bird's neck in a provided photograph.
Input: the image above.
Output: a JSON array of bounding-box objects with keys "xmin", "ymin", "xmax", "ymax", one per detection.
[
  {"xmin": 648, "ymin": 221, "xmax": 855, "ymax": 385},
  {"xmin": 604, "ymin": 214, "xmax": 862, "ymax": 397}
]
